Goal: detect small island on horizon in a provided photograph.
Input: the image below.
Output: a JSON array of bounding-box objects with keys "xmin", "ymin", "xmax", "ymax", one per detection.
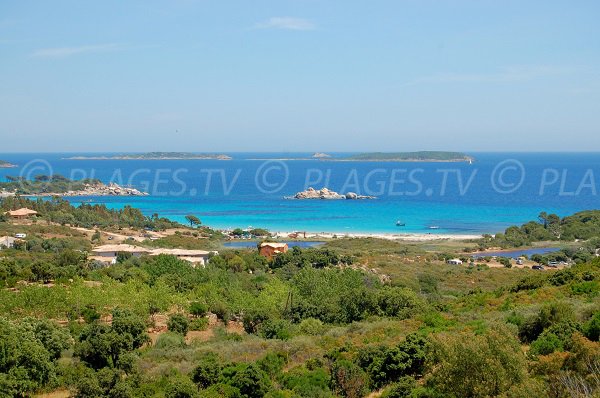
[
  {"xmin": 65, "ymin": 152, "xmax": 232, "ymax": 161},
  {"xmin": 248, "ymin": 151, "xmax": 473, "ymax": 162},
  {"xmin": 339, "ymin": 151, "xmax": 474, "ymax": 162}
]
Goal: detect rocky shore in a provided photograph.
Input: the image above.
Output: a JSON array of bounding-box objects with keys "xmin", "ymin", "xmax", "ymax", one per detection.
[
  {"xmin": 286, "ymin": 187, "xmax": 376, "ymax": 200},
  {"xmin": 54, "ymin": 182, "xmax": 148, "ymax": 197},
  {"xmin": 1, "ymin": 182, "xmax": 148, "ymax": 197},
  {"xmin": 0, "ymin": 161, "xmax": 17, "ymax": 168}
]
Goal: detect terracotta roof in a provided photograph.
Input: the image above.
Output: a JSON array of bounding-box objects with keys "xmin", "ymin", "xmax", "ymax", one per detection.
[{"xmin": 6, "ymin": 208, "xmax": 38, "ymax": 216}]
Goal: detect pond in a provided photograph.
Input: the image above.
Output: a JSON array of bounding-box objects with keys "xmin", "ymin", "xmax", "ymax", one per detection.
[{"xmin": 222, "ymin": 241, "xmax": 326, "ymax": 249}]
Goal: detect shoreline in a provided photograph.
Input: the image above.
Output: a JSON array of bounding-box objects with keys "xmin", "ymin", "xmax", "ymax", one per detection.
[{"xmin": 270, "ymin": 230, "xmax": 482, "ymax": 241}]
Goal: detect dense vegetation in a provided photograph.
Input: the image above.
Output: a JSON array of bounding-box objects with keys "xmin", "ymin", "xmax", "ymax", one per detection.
[
  {"xmin": 0, "ymin": 174, "xmax": 101, "ymax": 195},
  {"xmin": 0, "ymin": 196, "xmax": 182, "ymax": 230},
  {"xmin": 1, "ymin": 200, "xmax": 599, "ymax": 397},
  {"xmin": 342, "ymin": 151, "xmax": 472, "ymax": 162},
  {"xmin": 476, "ymin": 211, "xmax": 600, "ymax": 265}
]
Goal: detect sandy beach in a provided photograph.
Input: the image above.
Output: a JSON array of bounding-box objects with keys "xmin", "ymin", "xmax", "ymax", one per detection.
[{"xmin": 272, "ymin": 230, "xmax": 482, "ymax": 241}]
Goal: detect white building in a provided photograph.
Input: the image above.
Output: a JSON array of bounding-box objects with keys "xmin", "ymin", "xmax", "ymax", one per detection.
[
  {"xmin": 0, "ymin": 236, "xmax": 16, "ymax": 249},
  {"xmin": 90, "ymin": 244, "xmax": 215, "ymax": 267}
]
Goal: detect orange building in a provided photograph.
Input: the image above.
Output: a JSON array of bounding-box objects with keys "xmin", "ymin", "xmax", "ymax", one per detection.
[
  {"xmin": 259, "ymin": 242, "xmax": 288, "ymax": 259},
  {"xmin": 5, "ymin": 208, "xmax": 38, "ymax": 220}
]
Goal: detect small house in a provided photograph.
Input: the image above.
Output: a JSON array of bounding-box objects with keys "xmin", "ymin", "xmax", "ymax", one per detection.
[
  {"xmin": 5, "ymin": 208, "xmax": 38, "ymax": 220},
  {"xmin": 259, "ymin": 242, "xmax": 289, "ymax": 259},
  {"xmin": 150, "ymin": 248, "xmax": 215, "ymax": 267},
  {"xmin": 91, "ymin": 244, "xmax": 151, "ymax": 264},
  {"xmin": 0, "ymin": 236, "xmax": 16, "ymax": 249}
]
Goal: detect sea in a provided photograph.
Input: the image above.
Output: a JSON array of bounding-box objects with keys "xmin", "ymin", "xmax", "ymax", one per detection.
[{"xmin": 1, "ymin": 152, "xmax": 599, "ymax": 235}]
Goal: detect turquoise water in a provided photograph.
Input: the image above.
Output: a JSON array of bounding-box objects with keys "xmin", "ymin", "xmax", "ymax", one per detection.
[{"xmin": 1, "ymin": 152, "xmax": 599, "ymax": 235}]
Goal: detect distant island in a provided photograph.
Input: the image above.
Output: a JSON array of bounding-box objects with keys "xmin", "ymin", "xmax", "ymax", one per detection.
[
  {"xmin": 339, "ymin": 151, "xmax": 473, "ymax": 162},
  {"xmin": 248, "ymin": 151, "xmax": 473, "ymax": 162},
  {"xmin": 0, "ymin": 160, "xmax": 17, "ymax": 168},
  {"xmin": 0, "ymin": 175, "xmax": 147, "ymax": 196},
  {"xmin": 312, "ymin": 152, "xmax": 332, "ymax": 159},
  {"xmin": 65, "ymin": 152, "xmax": 232, "ymax": 160}
]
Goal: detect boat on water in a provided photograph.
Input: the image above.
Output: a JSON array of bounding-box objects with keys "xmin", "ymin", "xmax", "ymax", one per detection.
[
  {"xmin": 428, "ymin": 226, "xmax": 440, "ymax": 230},
  {"xmin": 396, "ymin": 220, "xmax": 405, "ymax": 227}
]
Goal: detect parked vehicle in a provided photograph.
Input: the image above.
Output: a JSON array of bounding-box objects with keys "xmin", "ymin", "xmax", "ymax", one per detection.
[{"xmin": 532, "ymin": 265, "xmax": 544, "ymax": 270}]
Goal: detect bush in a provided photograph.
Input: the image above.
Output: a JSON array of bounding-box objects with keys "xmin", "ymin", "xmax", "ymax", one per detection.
[
  {"xmin": 155, "ymin": 332, "xmax": 186, "ymax": 349},
  {"xmin": 530, "ymin": 332, "xmax": 564, "ymax": 355},
  {"xmin": 189, "ymin": 317, "xmax": 209, "ymax": 331},
  {"xmin": 583, "ymin": 312, "xmax": 600, "ymax": 341},
  {"xmin": 165, "ymin": 375, "xmax": 199, "ymax": 398},
  {"xmin": 192, "ymin": 353, "xmax": 222, "ymax": 389},
  {"xmin": 298, "ymin": 318, "xmax": 325, "ymax": 336},
  {"xmin": 381, "ymin": 376, "xmax": 417, "ymax": 398},
  {"xmin": 189, "ymin": 301, "xmax": 208, "ymax": 317},
  {"xmin": 168, "ymin": 314, "xmax": 189, "ymax": 335},
  {"xmin": 222, "ymin": 363, "xmax": 272, "ymax": 398},
  {"xmin": 259, "ymin": 319, "xmax": 292, "ymax": 340},
  {"xmin": 430, "ymin": 327, "xmax": 527, "ymax": 398},
  {"xmin": 330, "ymin": 360, "xmax": 368, "ymax": 398}
]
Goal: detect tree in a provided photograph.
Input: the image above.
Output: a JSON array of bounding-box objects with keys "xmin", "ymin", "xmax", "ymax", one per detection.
[
  {"xmin": 74, "ymin": 323, "xmax": 131, "ymax": 369},
  {"xmin": 584, "ymin": 312, "xmax": 600, "ymax": 341},
  {"xmin": 330, "ymin": 360, "xmax": 368, "ymax": 398},
  {"xmin": 165, "ymin": 375, "xmax": 199, "ymax": 398},
  {"xmin": 185, "ymin": 215, "xmax": 201, "ymax": 228},
  {"xmin": 429, "ymin": 327, "xmax": 527, "ymax": 398},
  {"xmin": 192, "ymin": 353, "xmax": 222, "ymax": 389},
  {"xmin": 0, "ymin": 318, "xmax": 58, "ymax": 396},
  {"xmin": 167, "ymin": 314, "xmax": 189, "ymax": 336},
  {"xmin": 225, "ymin": 363, "xmax": 272, "ymax": 398},
  {"xmin": 111, "ymin": 308, "xmax": 149, "ymax": 349}
]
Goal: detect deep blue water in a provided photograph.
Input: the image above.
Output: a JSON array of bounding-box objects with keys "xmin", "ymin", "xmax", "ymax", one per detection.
[
  {"xmin": 1, "ymin": 152, "xmax": 599, "ymax": 234},
  {"xmin": 223, "ymin": 241, "xmax": 325, "ymax": 249}
]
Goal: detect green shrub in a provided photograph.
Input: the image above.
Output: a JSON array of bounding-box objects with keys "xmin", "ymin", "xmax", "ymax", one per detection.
[
  {"xmin": 167, "ymin": 314, "xmax": 189, "ymax": 335},
  {"xmin": 298, "ymin": 318, "xmax": 325, "ymax": 336},
  {"xmin": 189, "ymin": 317, "xmax": 209, "ymax": 331},
  {"xmin": 259, "ymin": 319, "xmax": 292, "ymax": 340},
  {"xmin": 155, "ymin": 332, "xmax": 186, "ymax": 349},
  {"xmin": 189, "ymin": 301, "xmax": 208, "ymax": 317},
  {"xmin": 583, "ymin": 312, "xmax": 600, "ymax": 341},
  {"xmin": 192, "ymin": 352, "xmax": 221, "ymax": 389},
  {"xmin": 530, "ymin": 333, "xmax": 564, "ymax": 355},
  {"xmin": 165, "ymin": 374, "xmax": 199, "ymax": 398},
  {"xmin": 381, "ymin": 376, "xmax": 417, "ymax": 398},
  {"xmin": 330, "ymin": 359, "xmax": 368, "ymax": 398}
]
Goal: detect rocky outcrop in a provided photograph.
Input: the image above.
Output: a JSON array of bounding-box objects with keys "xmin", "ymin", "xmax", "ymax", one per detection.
[
  {"xmin": 286, "ymin": 187, "xmax": 376, "ymax": 200},
  {"xmin": 61, "ymin": 182, "xmax": 148, "ymax": 196},
  {"xmin": 312, "ymin": 152, "xmax": 331, "ymax": 159},
  {"xmin": 0, "ymin": 160, "xmax": 16, "ymax": 168}
]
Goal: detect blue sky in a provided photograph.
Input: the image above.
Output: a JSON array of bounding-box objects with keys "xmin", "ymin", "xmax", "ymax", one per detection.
[{"xmin": 1, "ymin": 0, "xmax": 599, "ymax": 152}]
